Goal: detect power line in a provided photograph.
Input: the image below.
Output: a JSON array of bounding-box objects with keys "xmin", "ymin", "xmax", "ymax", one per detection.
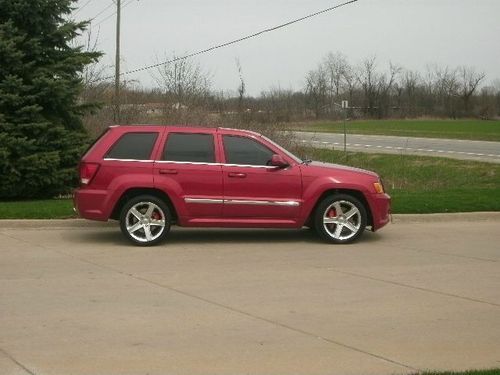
[
  {"xmin": 93, "ymin": 0, "xmax": 137, "ymax": 26},
  {"xmin": 88, "ymin": 1, "xmax": 115, "ymax": 22},
  {"xmin": 93, "ymin": 0, "xmax": 359, "ymax": 83},
  {"xmin": 74, "ymin": 0, "xmax": 95, "ymax": 16}
]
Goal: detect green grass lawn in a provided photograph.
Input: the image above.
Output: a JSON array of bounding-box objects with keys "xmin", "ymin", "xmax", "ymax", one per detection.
[
  {"xmin": 0, "ymin": 150, "xmax": 499, "ymax": 218},
  {"xmin": 307, "ymin": 149, "xmax": 500, "ymax": 214},
  {"xmin": 0, "ymin": 199, "xmax": 75, "ymax": 219},
  {"xmin": 294, "ymin": 119, "xmax": 500, "ymax": 141}
]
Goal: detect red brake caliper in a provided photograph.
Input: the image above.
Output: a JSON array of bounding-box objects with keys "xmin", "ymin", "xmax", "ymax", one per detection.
[
  {"xmin": 327, "ymin": 209, "xmax": 336, "ymax": 227},
  {"xmin": 152, "ymin": 212, "xmax": 161, "ymax": 220}
]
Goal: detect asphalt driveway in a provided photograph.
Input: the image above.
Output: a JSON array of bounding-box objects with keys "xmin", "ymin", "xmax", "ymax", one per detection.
[{"xmin": 1, "ymin": 214, "xmax": 500, "ymax": 375}]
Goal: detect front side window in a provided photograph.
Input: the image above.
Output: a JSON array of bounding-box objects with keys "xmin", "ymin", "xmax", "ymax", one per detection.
[
  {"xmin": 223, "ymin": 135, "xmax": 275, "ymax": 166},
  {"xmin": 106, "ymin": 132, "xmax": 158, "ymax": 160},
  {"xmin": 163, "ymin": 133, "xmax": 215, "ymax": 163}
]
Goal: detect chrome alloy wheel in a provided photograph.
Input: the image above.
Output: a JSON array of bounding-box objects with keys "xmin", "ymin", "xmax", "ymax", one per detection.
[
  {"xmin": 125, "ymin": 201, "xmax": 166, "ymax": 243},
  {"xmin": 322, "ymin": 200, "xmax": 362, "ymax": 241}
]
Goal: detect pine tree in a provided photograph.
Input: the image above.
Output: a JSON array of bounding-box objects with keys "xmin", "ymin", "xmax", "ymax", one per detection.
[{"xmin": 0, "ymin": 0, "xmax": 101, "ymax": 199}]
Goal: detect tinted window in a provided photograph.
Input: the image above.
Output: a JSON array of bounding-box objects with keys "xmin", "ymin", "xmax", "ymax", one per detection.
[
  {"xmin": 163, "ymin": 133, "xmax": 215, "ymax": 163},
  {"xmin": 223, "ymin": 135, "xmax": 274, "ymax": 166},
  {"xmin": 106, "ymin": 132, "xmax": 158, "ymax": 160}
]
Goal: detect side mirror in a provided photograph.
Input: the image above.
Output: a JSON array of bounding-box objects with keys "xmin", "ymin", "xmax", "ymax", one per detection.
[{"xmin": 270, "ymin": 154, "xmax": 289, "ymax": 168}]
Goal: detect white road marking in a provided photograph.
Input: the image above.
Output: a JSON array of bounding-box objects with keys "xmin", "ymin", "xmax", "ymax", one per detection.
[{"xmin": 298, "ymin": 138, "xmax": 500, "ymax": 160}]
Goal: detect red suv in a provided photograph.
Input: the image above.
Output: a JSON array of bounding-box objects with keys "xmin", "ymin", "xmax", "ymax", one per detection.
[{"xmin": 74, "ymin": 126, "xmax": 390, "ymax": 246}]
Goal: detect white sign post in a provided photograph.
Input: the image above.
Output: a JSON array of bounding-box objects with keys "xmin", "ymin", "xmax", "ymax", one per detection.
[{"xmin": 341, "ymin": 101, "xmax": 348, "ymax": 155}]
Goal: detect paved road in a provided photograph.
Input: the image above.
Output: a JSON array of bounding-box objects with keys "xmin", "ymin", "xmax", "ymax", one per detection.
[
  {"xmin": 1, "ymin": 215, "xmax": 500, "ymax": 375},
  {"xmin": 294, "ymin": 131, "xmax": 500, "ymax": 163}
]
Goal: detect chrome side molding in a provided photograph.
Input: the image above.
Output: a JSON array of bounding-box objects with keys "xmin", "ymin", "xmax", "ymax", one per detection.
[
  {"xmin": 184, "ymin": 197, "xmax": 300, "ymax": 207},
  {"xmin": 184, "ymin": 198, "xmax": 224, "ymax": 204}
]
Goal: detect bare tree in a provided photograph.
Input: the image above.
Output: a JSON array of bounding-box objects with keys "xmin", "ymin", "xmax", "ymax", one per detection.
[
  {"xmin": 151, "ymin": 53, "xmax": 211, "ymax": 108},
  {"xmin": 305, "ymin": 67, "xmax": 328, "ymax": 118},
  {"xmin": 457, "ymin": 66, "xmax": 485, "ymax": 115},
  {"xmin": 235, "ymin": 58, "xmax": 246, "ymax": 112},
  {"xmin": 323, "ymin": 52, "xmax": 349, "ymax": 108},
  {"xmin": 433, "ymin": 66, "xmax": 460, "ymax": 117},
  {"xmin": 341, "ymin": 64, "xmax": 358, "ymax": 105},
  {"xmin": 79, "ymin": 26, "xmax": 111, "ymax": 104},
  {"xmin": 400, "ymin": 70, "xmax": 421, "ymax": 116},
  {"xmin": 378, "ymin": 62, "xmax": 401, "ymax": 117},
  {"xmin": 356, "ymin": 56, "xmax": 378, "ymax": 116},
  {"xmin": 259, "ymin": 86, "xmax": 305, "ymax": 122}
]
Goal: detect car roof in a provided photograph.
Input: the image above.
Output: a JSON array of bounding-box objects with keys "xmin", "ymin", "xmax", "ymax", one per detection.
[{"xmin": 109, "ymin": 124, "xmax": 262, "ymax": 137}]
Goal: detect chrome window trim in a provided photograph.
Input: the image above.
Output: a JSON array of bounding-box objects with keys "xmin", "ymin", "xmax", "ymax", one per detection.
[
  {"xmin": 103, "ymin": 158, "xmax": 154, "ymax": 163},
  {"xmin": 156, "ymin": 160, "xmax": 276, "ymax": 169},
  {"xmin": 102, "ymin": 158, "xmax": 280, "ymax": 169},
  {"xmin": 156, "ymin": 160, "xmax": 220, "ymax": 166},
  {"xmin": 184, "ymin": 197, "xmax": 300, "ymax": 207},
  {"xmin": 224, "ymin": 163, "xmax": 276, "ymax": 169}
]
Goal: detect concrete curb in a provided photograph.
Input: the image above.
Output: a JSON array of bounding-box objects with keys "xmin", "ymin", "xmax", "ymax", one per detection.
[
  {"xmin": 0, "ymin": 219, "xmax": 116, "ymax": 229},
  {"xmin": 391, "ymin": 211, "xmax": 500, "ymax": 223},
  {"xmin": 0, "ymin": 212, "xmax": 499, "ymax": 229}
]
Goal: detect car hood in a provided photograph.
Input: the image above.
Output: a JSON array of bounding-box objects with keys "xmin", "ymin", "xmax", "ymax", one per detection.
[{"xmin": 304, "ymin": 161, "xmax": 379, "ymax": 178}]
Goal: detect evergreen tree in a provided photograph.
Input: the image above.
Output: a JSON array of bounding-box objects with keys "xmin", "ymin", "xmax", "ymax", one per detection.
[{"xmin": 0, "ymin": 0, "xmax": 101, "ymax": 199}]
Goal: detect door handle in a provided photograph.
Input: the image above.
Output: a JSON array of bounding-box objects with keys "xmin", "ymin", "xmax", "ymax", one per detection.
[
  {"xmin": 159, "ymin": 169, "xmax": 178, "ymax": 175},
  {"xmin": 228, "ymin": 172, "xmax": 246, "ymax": 178}
]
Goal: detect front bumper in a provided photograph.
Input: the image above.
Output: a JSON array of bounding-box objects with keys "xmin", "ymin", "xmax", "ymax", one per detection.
[{"xmin": 370, "ymin": 193, "xmax": 391, "ymax": 231}]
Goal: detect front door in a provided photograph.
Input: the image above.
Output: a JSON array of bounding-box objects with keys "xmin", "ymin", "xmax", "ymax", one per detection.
[{"xmin": 221, "ymin": 134, "xmax": 302, "ymax": 219}]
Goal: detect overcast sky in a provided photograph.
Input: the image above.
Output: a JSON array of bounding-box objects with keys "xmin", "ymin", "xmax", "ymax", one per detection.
[{"xmin": 74, "ymin": 0, "xmax": 500, "ymax": 96}]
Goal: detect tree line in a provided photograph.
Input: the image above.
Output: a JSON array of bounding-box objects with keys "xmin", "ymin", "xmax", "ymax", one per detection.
[
  {"xmin": 82, "ymin": 51, "xmax": 500, "ymax": 132},
  {"xmin": 304, "ymin": 52, "xmax": 497, "ymax": 120}
]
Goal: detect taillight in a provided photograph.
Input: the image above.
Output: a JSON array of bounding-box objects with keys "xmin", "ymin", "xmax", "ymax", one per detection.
[{"xmin": 79, "ymin": 162, "xmax": 100, "ymax": 185}]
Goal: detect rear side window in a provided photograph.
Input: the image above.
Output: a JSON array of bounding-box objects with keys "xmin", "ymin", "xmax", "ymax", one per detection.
[
  {"xmin": 223, "ymin": 135, "xmax": 274, "ymax": 166},
  {"xmin": 106, "ymin": 132, "xmax": 158, "ymax": 160},
  {"xmin": 163, "ymin": 133, "xmax": 215, "ymax": 163}
]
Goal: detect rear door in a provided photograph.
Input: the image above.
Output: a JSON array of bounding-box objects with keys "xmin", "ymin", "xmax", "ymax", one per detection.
[
  {"xmin": 154, "ymin": 130, "xmax": 223, "ymax": 220},
  {"xmin": 220, "ymin": 134, "xmax": 302, "ymax": 219}
]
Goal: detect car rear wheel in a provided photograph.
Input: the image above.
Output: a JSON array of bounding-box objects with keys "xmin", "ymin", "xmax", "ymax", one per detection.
[
  {"xmin": 119, "ymin": 195, "xmax": 171, "ymax": 246},
  {"xmin": 314, "ymin": 194, "xmax": 367, "ymax": 244}
]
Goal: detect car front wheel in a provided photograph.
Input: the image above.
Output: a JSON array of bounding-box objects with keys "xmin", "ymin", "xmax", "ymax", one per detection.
[
  {"xmin": 119, "ymin": 195, "xmax": 171, "ymax": 246},
  {"xmin": 314, "ymin": 194, "xmax": 367, "ymax": 244}
]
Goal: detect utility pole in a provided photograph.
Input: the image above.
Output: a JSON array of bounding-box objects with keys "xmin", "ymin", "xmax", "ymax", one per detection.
[{"xmin": 114, "ymin": 0, "xmax": 121, "ymax": 123}]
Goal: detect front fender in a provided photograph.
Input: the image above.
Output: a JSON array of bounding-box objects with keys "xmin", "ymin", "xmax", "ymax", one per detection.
[{"xmin": 299, "ymin": 176, "xmax": 372, "ymax": 225}]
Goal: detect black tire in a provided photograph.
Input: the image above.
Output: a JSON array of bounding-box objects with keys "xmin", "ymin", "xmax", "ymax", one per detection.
[
  {"xmin": 313, "ymin": 194, "xmax": 367, "ymax": 244},
  {"xmin": 119, "ymin": 195, "xmax": 171, "ymax": 246}
]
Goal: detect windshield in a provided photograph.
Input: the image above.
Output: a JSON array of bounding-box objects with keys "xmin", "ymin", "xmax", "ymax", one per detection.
[{"xmin": 260, "ymin": 135, "xmax": 303, "ymax": 164}]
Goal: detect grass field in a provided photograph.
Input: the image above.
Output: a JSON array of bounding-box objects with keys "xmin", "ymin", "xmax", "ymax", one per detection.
[
  {"xmin": 294, "ymin": 119, "xmax": 500, "ymax": 141},
  {"xmin": 1, "ymin": 150, "xmax": 499, "ymax": 218},
  {"xmin": 0, "ymin": 199, "xmax": 75, "ymax": 219},
  {"xmin": 306, "ymin": 148, "xmax": 500, "ymax": 214}
]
